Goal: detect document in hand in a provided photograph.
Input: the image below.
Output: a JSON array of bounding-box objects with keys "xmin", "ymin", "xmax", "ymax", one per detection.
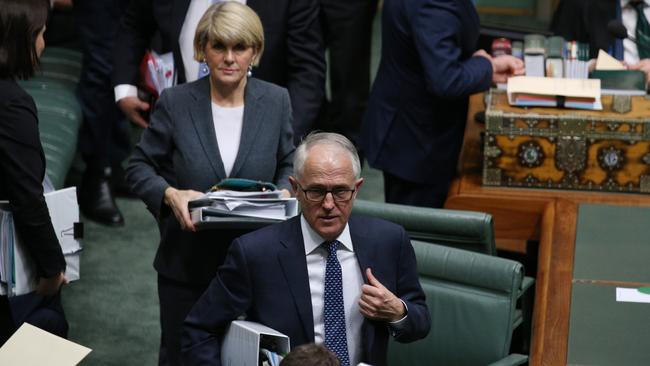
[
  {"xmin": 0, "ymin": 323, "xmax": 91, "ymax": 365},
  {"xmin": 507, "ymin": 76, "xmax": 602, "ymax": 110},
  {"xmin": 0, "ymin": 187, "xmax": 82, "ymax": 296},
  {"xmin": 221, "ymin": 320, "xmax": 289, "ymax": 366},
  {"xmin": 189, "ymin": 190, "xmax": 298, "ymax": 228}
]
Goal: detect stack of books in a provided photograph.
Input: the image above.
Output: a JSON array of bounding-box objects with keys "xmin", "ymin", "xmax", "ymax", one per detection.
[{"xmin": 507, "ymin": 76, "xmax": 602, "ymax": 110}]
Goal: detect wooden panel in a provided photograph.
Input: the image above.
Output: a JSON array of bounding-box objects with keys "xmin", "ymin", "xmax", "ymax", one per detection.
[{"xmin": 447, "ymin": 92, "xmax": 650, "ymax": 366}]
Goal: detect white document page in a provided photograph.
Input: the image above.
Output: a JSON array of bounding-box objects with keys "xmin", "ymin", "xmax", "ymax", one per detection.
[{"xmin": 0, "ymin": 323, "xmax": 92, "ymax": 365}]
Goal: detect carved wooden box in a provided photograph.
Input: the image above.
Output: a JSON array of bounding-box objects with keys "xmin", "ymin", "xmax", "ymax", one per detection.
[{"xmin": 483, "ymin": 89, "xmax": 650, "ymax": 193}]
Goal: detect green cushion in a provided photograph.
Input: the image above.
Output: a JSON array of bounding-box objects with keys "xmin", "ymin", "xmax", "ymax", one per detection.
[
  {"xmin": 387, "ymin": 241, "xmax": 524, "ymax": 366},
  {"xmin": 352, "ymin": 199, "xmax": 497, "ymax": 254}
]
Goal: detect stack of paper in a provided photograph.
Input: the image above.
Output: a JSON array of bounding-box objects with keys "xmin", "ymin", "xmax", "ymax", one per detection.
[
  {"xmin": 507, "ymin": 76, "xmax": 602, "ymax": 110},
  {"xmin": 140, "ymin": 50, "xmax": 175, "ymax": 97},
  {"xmin": 0, "ymin": 187, "xmax": 82, "ymax": 296},
  {"xmin": 0, "ymin": 323, "xmax": 91, "ymax": 365},
  {"xmin": 189, "ymin": 190, "xmax": 298, "ymax": 228}
]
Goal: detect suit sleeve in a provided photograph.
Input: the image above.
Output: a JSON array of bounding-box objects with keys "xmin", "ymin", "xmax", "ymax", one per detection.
[
  {"xmin": 182, "ymin": 238, "xmax": 254, "ymax": 365},
  {"xmin": 125, "ymin": 90, "xmax": 175, "ymax": 218},
  {"xmin": 285, "ymin": 0, "xmax": 326, "ymax": 142},
  {"xmin": 0, "ymin": 94, "xmax": 66, "ymax": 279},
  {"xmin": 112, "ymin": 0, "xmax": 156, "ymax": 87},
  {"xmin": 410, "ymin": 0, "xmax": 492, "ymax": 99},
  {"xmin": 393, "ymin": 228, "xmax": 431, "ymax": 342},
  {"xmin": 274, "ymin": 89, "xmax": 296, "ymax": 191}
]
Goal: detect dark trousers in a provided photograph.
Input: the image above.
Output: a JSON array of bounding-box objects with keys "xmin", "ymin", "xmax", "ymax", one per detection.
[
  {"xmin": 0, "ymin": 296, "xmax": 13, "ymax": 346},
  {"xmin": 1, "ymin": 292, "xmax": 68, "ymax": 346},
  {"xmin": 73, "ymin": 0, "xmax": 131, "ymax": 173},
  {"xmin": 319, "ymin": 0, "xmax": 378, "ymax": 150},
  {"xmin": 383, "ymin": 172, "xmax": 449, "ymax": 208},
  {"xmin": 157, "ymin": 275, "xmax": 209, "ymax": 366},
  {"xmin": 9, "ymin": 291, "xmax": 68, "ymax": 338}
]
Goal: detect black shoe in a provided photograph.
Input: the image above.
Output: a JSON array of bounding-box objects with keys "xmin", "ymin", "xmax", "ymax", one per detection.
[{"xmin": 79, "ymin": 175, "xmax": 125, "ymax": 226}]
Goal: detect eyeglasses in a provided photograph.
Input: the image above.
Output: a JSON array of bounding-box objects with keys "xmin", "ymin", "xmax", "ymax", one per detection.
[{"xmin": 296, "ymin": 183, "xmax": 356, "ymax": 202}]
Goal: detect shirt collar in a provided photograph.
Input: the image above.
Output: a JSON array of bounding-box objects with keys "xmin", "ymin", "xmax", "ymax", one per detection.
[
  {"xmin": 623, "ymin": 0, "xmax": 649, "ymax": 8},
  {"xmin": 300, "ymin": 215, "xmax": 354, "ymax": 255}
]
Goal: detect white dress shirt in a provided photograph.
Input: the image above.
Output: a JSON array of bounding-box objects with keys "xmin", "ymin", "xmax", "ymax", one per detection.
[
  {"xmin": 301, "ymin": 216, "xmax": 364, "ymax": 366},
  {"xmin": 622, "ymin": 0, "xmax": 650, "ymax": 64},
  {"xmin": 210, "ymin": 103, "xmax": 244, "ymax": 176}
]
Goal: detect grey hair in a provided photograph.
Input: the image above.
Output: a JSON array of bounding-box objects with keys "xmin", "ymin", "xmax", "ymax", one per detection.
[{"xmin": 293, "ymin": 132, "xmax": 361, "ymax": 179}]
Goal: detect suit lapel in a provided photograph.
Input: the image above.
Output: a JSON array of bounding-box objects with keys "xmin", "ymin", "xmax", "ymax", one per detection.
[
  {"xmin": 277, "ymin": 217, "xmax": 315, "ymax": 343},
  {"xmin": 188, "ymin": 78, "xmax": 227, "ymax": 178},
  {"xmin": 229, "ymin": 79, "xmax": 263, "ymax": 178}
]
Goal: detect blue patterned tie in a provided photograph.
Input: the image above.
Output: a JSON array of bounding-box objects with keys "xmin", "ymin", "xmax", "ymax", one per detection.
[{"xmin": 323, "ymin": 241, "xmax": 350, "ymax": 366}]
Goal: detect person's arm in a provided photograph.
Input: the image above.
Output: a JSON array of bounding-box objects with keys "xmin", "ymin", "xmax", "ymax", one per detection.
[
  {"xmin": 0, "ymin": 93, "xmax": 66, "ymax": 289},
  {"xmin": 182, "ymin": 238, "xmax": 254, "ymax": 365},
  {"xmin": 358, "ymin": 228, "xmax": 430, "ymax": 342},
  {"xmin": 284, "ymin": 0, "xmax": 326, "ymax": 142},
  {"xmin": 125, "ymin": 90, "xmax": 176, "ymax": 219},
  {"xmin": 274, "ymin": 89, "xmax": 296, "ymax": 192},
  {"xmin": 112, "ymin": 0, "xmax": 157, "ymax": 127},
  {"xmin": 410, "ymin": 0, "xmax": 493, "ymax": 99}
]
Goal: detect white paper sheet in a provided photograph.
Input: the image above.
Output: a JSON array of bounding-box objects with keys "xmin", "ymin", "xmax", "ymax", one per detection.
[
  {"xmin": 0, "ymin": 323, "xmax": 91, "ymax": 365},
  {"xmin": 616, "ymin": 287, "xmax": 650, "ymax": 304}
]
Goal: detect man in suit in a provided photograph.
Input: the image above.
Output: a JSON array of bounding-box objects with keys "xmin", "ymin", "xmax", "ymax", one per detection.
[
  {"xmin": 552, "ymin": 0, "xmax": 650, "ymax": 81},
  {"xmin": 317, "ymin": 0, "xmax": 378, "ymax": 155},
  {"xmin": 112, "ymin": 0, "xmax": 325, "ymax": 143},
  {"xmin": 182, "ymin": 132, "xmax": 430, "ymax": 366},
  {"xmin": 360, "ymin": 0, "xmax": 524, "ymax": 208}
]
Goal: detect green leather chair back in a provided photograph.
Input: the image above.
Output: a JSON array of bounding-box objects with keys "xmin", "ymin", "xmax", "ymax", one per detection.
[
  {"xmin": 352, "ymin": 199, "xmax": 496, "ymax": 255},
  {"xmin": 387, "ymin": 241, "xmax": 525, "ymax": 366}
]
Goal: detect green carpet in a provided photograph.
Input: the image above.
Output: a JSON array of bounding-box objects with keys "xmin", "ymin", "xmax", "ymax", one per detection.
[{"xmin": 62, "ymin": 198, "xmax": 160, "ymax": 365}]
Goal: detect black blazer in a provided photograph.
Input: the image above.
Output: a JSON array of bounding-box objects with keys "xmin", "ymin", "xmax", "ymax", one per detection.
[
  {"xmin": 126, "ymin": 77, "xmax": 295, "ymax": 285},
  {"xmin": 0, "ymin": 79, "xmax": 66, "ymax": 278},
  {"xmin": 361, "ymin": 0, "xmax": 492, "ymax": 188},
  {"xmin": 551, "ymin": 0, "xmax": 619, "ymax": 59},
  {"xmin": 113, "ymin": 0, "xmax": 326, "ymax": 141},
  {"xmin": 183, "ymin": 215, "xmax": 431, "ymax": 366}
]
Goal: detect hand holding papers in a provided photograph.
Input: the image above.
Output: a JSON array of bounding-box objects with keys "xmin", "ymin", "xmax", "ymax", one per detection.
[
  {"xmin": 189, "ymin": 190, "xmax": 298, "ymax": 230},
  {"xmin": 507, "ymin": 76, "xmax": 602, "ymax": 110}
]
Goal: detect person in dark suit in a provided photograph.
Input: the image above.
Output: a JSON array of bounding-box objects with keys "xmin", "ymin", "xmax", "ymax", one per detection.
[
  {"xmin": 182, "ymin": 132, "xmax": 430, "ymax": 366},
  {"xmin": 317, "ymin": 0, "xmax": 378, "ymax": 154},
  {"xmin": 552, "ymin": 0, "xmax": 650, "ymax": 81},
  {"xmin": 73, "ymin": 0, "xmax": 132, "ymax": 227},
  {"xmin": 113, "ymin": 0, "xmax": 325, "ymax": 144},
  {"xmin": 0, "ymin": 0, "xmax": 68, "ymax": 345},
  {"xmin": 126, "ymin": 3, "xmax": 294, "ymax": 364},
  {"xmin": 360, "ymin": 0, "xmax": 524, "ymax": 208}
]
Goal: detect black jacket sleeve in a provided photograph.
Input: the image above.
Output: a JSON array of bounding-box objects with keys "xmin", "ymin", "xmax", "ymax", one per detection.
[{"xmin": 0, "ymin": 84, "xmax": 66, "ymax": 278}]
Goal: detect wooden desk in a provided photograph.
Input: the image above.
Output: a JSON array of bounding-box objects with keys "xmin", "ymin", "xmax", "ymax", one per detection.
[{"xmin": 444, "ymin": 94, "xmax": 650, "ymax": 366}]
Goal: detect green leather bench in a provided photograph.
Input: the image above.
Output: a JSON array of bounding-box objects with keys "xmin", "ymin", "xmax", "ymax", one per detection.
[
  {"xmin": 19, "ymin": 47, "xmax": 83, "ymax": 189},
  {"xmin": 387, "ymin": 241, "xmax": 528, "ymax": 366},
  {"xmin": 352, "ymin": 199, "xmax": 496, "ymax": 254}
]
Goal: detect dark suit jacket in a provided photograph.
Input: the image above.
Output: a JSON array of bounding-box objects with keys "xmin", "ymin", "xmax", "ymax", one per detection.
[
  {"xmin": 0, "ymin": 79, "xmax": 66, "ymax": 278},
  {"xmin": 113, "ymin": 0, "xmax": 326, "ymax": 141},
  {"xmin": 551, "ymin": 0, "xmax": 619, "ymax": 59},
  {"xmin": 361, "ymin": 0, "xmax": 492, "ymax": 188},
  {"xmin": 126, "ymin": 77, "xmax": 295, "ymax": 285},
  {"xmin": 182, "ymin": 215, "xmax": 430, "ymax": 366}
]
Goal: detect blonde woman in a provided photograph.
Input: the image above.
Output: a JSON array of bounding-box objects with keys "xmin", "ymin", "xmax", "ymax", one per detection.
[{"xmin": 126, "ymin": 2, "xmax": 294, "ymax": 363}]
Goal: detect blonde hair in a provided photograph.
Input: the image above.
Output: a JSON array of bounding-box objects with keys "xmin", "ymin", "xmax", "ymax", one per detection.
[{"xmin": 193, "ymin": 1, "xmax": 265, "ymax": 66}]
